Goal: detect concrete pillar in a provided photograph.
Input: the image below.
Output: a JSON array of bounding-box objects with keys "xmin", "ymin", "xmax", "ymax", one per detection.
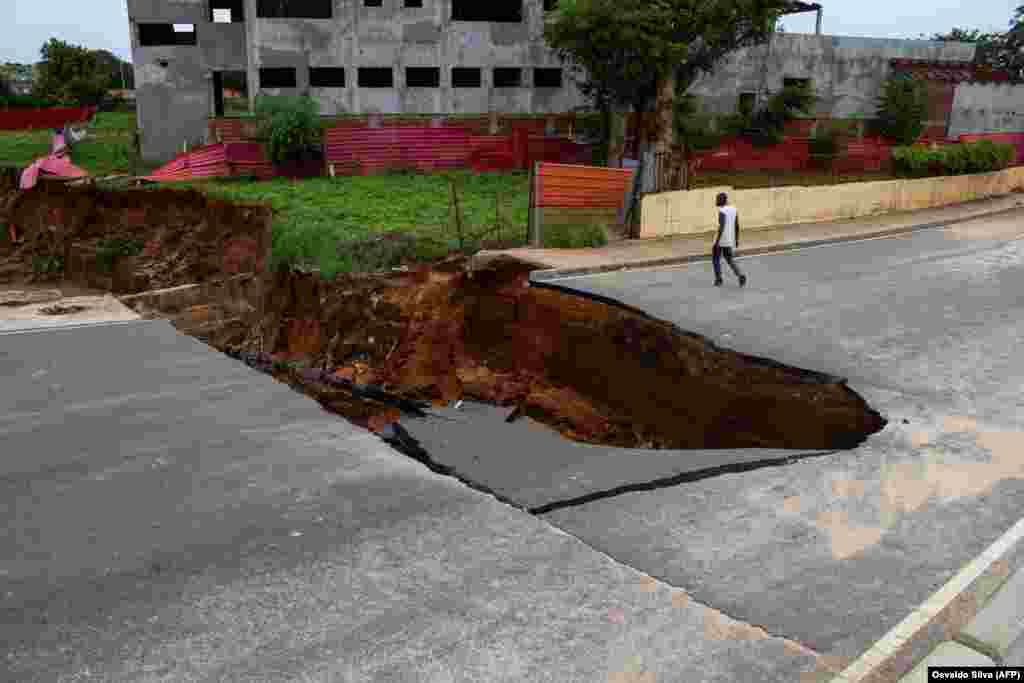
[{"xmin": 244, "ymin": 0, "xmax": 258, "ymax": 113}]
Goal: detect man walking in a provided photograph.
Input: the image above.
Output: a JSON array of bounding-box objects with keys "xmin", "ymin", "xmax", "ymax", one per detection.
[{"xmin": 713, "ymin": 192, "xmax": 747, "ymax": 287}]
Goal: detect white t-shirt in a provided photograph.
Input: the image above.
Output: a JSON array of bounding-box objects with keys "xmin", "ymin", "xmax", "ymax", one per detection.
[{"xmin": 718, "ymin": 205, "xmax": 738, "ymax": 247}]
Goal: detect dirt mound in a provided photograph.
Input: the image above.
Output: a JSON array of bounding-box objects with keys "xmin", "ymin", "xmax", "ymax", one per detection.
[{"xmin": 219, "ymin": 256, "xmax": 886, "ymax": 450}]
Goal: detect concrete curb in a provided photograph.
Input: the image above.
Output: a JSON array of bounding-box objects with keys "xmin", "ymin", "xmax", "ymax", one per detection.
[
  {"xmin": 529, "ymin": 204, "xmax": 1024, "ymax": 282},
  {"xmin": 832, "ymin": 518, "xmax": 1024, "ymax": 682}
]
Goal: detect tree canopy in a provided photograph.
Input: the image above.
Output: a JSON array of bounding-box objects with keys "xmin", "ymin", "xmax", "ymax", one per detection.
[
  {"xmin": 930, "ymin": 5, "xmax": 1024, "ymax": 81},
  {"xmin": 544, "ymin": 0, "xmax": 791, "ymax": 120},
  {"xmin": 34, "ymin": 38, "xmax": 112, "ymax": 104}
]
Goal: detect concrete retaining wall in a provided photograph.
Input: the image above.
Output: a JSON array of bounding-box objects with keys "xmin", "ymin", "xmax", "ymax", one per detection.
[{"xmin": 640, "ymin": 167, "xmax": 1024, "ymax": 238}]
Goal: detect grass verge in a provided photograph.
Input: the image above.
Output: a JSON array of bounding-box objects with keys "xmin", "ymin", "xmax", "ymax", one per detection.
[{"xmin": 185, "ymin": 171, "xmax": 532, "ymax": 278}]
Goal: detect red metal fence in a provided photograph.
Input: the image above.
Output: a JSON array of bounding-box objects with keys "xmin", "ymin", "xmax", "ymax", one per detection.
[
  {"xmin": 146, "ymin": 143, "xmax": 273, "ymax": 182},
  {"xmin": 325, "ymin": 125, "xmax": 593, "ymax": 176},
  {"xmin": 0, "ymin": 106, "xmax": 97, "ymax": 131},
  {"xmin": 534, "ymin": 163, "xmax": 635, "ymax": 209}
]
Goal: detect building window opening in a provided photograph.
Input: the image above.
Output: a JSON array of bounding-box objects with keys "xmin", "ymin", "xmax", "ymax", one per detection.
[
  {"xmin": 364, "ymin": 0, "xmax": 383, "ymax": 6},
  {"xmin": 493, "ymin": 67, "xmax": 522, "ymax": 88},
  {"xmin": 256, "ymin": 0, "xmax": 332, "ymax": 19},
  {"xmin": 405, "ymin": 0, "xmax": 424, "ymax": 6},
  {"xmin": 359, "ymin": 67, "xmax": 394, "ymax": 88},
  {"xmin": 138, "ymin": 23, "xmax": 197, "ymax": 46},
  {"xmin": 783, "ymin": 77, "xmax": 811, "ymax": 90},
  {"xmin": 406, "ymin": 67, "xmax": 440, "ymax": 88},
  {"xmin": 452, "ymin": 0, "xmax": 522, "ymax": 22},
  {"xmin": 452, "ymin": 67, "xmax": 482, "ymax": 88},
  {"xmin": 533, "ymin": 68, "xmax": 562, "ymax": 88},
  {"xmin": 259, "ymin": 67, "xmax": 297, "ymax": 88},
  {"xmin": 210, "ymin": 0, "xmax": 245, "ymax": 22},
  {"xmin": 213, "ymin": 70, "xmax": 248, "ymax": 117},
  {"xmin": 310, "ymin": 67, "xmax": 346, "ymax": 87}
]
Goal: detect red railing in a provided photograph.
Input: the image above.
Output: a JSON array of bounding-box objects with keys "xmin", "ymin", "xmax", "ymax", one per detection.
[
  {"xmin": 0, "ymin": 106, "xmax": 97, "ymax": 131},
  {"xmin": 146, "ymin": 142, "xmax": 273, "ymax": 182}
]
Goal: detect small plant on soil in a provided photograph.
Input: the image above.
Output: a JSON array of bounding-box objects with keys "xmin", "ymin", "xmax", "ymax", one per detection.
[
  {"xmin": 95, "ymin": 238, "xmax": 145, "ymax": 273},
  {"xmin": 31, "ymin": 254, "xmax": 64, "ymax": 276}
]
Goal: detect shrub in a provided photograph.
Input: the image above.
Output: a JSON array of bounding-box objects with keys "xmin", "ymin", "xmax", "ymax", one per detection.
[
  {"xmin": 674, "ymin": 95, "xmax": 725, "ymax": 154},
  {"xmin": 256, "ymin": 95, "xmax": 322, "ymax": 165},
  {"xmin": 0, "ymin": 94, "xmax": 62, "ymax": 108},
  {"xmin": 744, "ymin": 81, "xmax": 815, "ymax": 147},
  {"xmin": 876, "ymin": 74, "xmax": 928, "ymax": 145},
  {"xmin": 542, "ymin": 221, "xmax": 609, "ymax": 249},
  {"xmin": 95, "ymin": 238, "xmax": 144, "ymax": 273},
  {"xmin": 808, "ymin": 123, "xmax": 844, "ymax": 158},
  {"xmin": 892, "ymin": 140, "xmax": 1015, "ymax": 177}
]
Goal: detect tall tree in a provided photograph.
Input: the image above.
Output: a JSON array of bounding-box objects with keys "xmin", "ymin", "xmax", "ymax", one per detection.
[
  {"xmin": 34, "ymin": 38, "xmax": 108, "ymax": 105},
  {"xmin": 92, "ymin": 49, "xmax": 135, "ymax": 90},
  {"xmin": 545, "ymin": 0, "xmax": 789, "ymax": 215}
]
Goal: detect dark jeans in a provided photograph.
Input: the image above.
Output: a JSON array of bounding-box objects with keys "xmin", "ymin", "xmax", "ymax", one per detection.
[{"xmin": 712, "ymin": 245, "xmax": 744, "ymax": 282}]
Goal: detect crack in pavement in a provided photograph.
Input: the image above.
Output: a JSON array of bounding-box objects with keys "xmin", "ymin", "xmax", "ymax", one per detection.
[
  {"xmin": 528, "ymin": 449, "xmax": 842, "ymax": 515},
  {"xmin": 380, "ymin": 420, "xmax": 833, "ymax": 666}
]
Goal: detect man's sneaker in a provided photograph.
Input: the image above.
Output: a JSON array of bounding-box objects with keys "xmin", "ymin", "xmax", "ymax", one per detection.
[
  {"xmin": 714, "ymin": 280, "xmax": 723, "ymax": 287},
  {"xmin": 739, "ymin": 275, "xmax": 747, "ymax": 287}
]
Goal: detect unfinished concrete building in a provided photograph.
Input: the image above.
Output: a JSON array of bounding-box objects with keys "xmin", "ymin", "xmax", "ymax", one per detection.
[
  {"xmin": 127, "ymin": 0, "xmax": 981, "ymax": 164},
  {"xmin": 127, "ymin": 0, "xmax": 588, "ymax": 162},
  {"xmin": 689, "ymin": 34, "xmax": 977, "ymax": 131}
]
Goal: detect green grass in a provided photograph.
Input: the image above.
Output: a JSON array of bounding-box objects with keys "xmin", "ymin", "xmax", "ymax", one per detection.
[
  {"xmin": 0, "ymin": 111, "xmax": 147, "ymax": 176},
  {"xmin": 185, "ymin": 171, "xmax": 531, "ymax": 278}
]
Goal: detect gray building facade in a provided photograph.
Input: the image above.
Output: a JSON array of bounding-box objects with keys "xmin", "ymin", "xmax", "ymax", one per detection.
[
  {"xmin": 127, "ymin": 0, "xmax": 587, "ymax": 163},
  {"xmin": 688, "ymin": 33, "xmax": 976, "ymax": 120}
]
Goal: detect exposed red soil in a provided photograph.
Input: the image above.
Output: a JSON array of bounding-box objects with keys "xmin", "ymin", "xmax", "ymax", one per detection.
[
  {"xmin": 0, "ymin": 177, "xmax": 270, "ymax": 293},
  {"xmin": 219, "ymin": 256, "xmax": 886, "ymax": 450}
]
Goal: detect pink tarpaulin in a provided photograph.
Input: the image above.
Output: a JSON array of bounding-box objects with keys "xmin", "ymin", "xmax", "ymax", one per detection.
[{"xmin": 19, "ymin": 153, "xmax": 88, "ymax": 190}]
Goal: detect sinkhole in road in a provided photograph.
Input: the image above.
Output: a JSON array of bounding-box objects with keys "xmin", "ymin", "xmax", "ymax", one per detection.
[{"xmin": 205, "ymin": 254, "xmax": 886, "ymax": 455}]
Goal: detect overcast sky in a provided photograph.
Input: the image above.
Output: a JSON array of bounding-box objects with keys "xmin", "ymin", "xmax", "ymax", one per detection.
[{"xmin": 1, "ymin": 0, "xmax": 1018, "ymax": 64}]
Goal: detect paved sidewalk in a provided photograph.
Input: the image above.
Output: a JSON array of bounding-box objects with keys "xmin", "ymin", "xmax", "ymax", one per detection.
[
  {"xmin": 839, "ymin": 519, "xmax": 1024, "ymax": 682},
  {"xmin": 473, "ymin": 194, "xmax": 1024, "ymax": 280}
]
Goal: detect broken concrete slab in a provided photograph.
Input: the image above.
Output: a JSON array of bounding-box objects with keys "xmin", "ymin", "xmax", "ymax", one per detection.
[
  {"xmin": 0, "ymin": 289, "xmax": 63, "ymax": 307},
  {"xmin": 0, "ymin": 293, "xmax": 140, "ymax": 332},
  {"xmin": 395, "ymin": 400, "xmax": 832, "ymax": 511}
]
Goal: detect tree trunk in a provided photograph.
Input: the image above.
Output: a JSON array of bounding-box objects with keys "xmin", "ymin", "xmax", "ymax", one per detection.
[
  {"xmin": 608, "ymin": 109, "xmax": 626, "ymax": 168},
  {"xmin": 600, "ymin": 103, "xmax": 613, "ymax": 167},
  {"xmin": 654, "ymin": 73, "xmax": 676, "ymax": 154}
]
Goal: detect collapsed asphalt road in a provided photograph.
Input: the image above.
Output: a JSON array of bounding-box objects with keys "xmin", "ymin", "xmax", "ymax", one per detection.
[
  {"xmin": 218, "ymin": 256, "xmax": 885, "ymax": 453},
  {"xmin": 0, "ymin": 320, "xmax": 836, "ymax": 682}
]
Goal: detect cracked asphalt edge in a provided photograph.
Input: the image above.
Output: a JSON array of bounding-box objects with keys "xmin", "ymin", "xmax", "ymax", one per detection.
[{"xmin": 831, "ymin": 517, "xmax": 1024, "ymax": 683}]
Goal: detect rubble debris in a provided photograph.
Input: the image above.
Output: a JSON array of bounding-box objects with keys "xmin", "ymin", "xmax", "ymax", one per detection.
[
  {"xmin": 0, "ymin": 289, "xmax": 63, "ymax": 307},
  {"xmin": 39, "ymin": 304, "xmax": 89, "ymax": 316}
]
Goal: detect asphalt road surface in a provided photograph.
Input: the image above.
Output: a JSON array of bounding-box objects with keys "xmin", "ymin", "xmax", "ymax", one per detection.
[
  {"xmin": 538, "ymin": 211, "xmax": 1024, "ymax": 662},
  {"xmin": 3, "ymin": 210, "xmax": 1024, "ymax": 681}
]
